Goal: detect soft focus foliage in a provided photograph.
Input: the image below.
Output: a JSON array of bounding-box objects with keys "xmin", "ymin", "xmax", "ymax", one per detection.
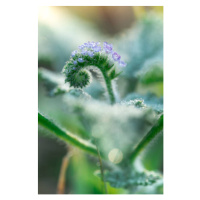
[{"xmin": 38, "ymin": 7, "xmax": 163, "ymax": 194}]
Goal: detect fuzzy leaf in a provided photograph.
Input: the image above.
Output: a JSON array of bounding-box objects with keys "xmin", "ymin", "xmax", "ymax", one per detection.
[
  {"xmin": 124, "ymin": 93, "xmax": 163, "ymax": 113},
  {"xmin": 115, "ymin": 14, "xmax": 163, "ymax": 80},
  {"xmin": 120, "ymin": 99, "xmax": 147, "ymax": 109},
  {"xmin": 136, "ymin": 63, "xmax": 163, "ymax": 84},
  {"xmin": 104, "ymin": 170, "xmax": 161, "ymax": 188},
  {"xmin": 109, "ymin": 69, "xmax": 122, "ymax": 80},
  {"xmin": 39, "ymin": 68, "xmax": 91, "ymax": 100},
  {"xmin": 38, "ymin": 67, "xmax": 71, "ymax": 96}
]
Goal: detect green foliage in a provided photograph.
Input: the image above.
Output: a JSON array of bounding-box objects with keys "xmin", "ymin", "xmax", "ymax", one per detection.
[
  {"xmin": 38, "ymin": 12, "xmax": 163, "ymax": 194},
  {"xmin": 38, "ymin": 68, "xmax": 70, "ymax": 97},
  {"xmin": 38, "ymin": 112, "xmax": 99, "ymax": 157},
  {"xmin": 104, "ymin": 170, "xmax": 161, "ymax": 188},
  {"xmin": 114, "ymin": 14, "xmax": 163, "ymax": 98},
  {"xmin": 38, "ymin": 68, "xmax": 91, "ymax": 99},
  {"xmin": 116, "ymin": 14, "xmax": 163, "ymax": 79},
  {"xmin": 129, "ymin": 114, "xmax": 163, "ymax": 162},
  {"xmin": 136, "ymin": 63, "xmax": 163, "ymax": 84},
  {"xmin": 109, "ymin": 68, "xmax": 122, "ymax": 80},
  {"xmin": 141, "ymin": 131, "xmax": 163, "ymax": 171},
  {"xmin": 120, "ymin": 99, "xmax": 147, "ymax": 109},
  {"xmin": 124, "ymin": 92, "xmax": 163, "ymax": 113}
]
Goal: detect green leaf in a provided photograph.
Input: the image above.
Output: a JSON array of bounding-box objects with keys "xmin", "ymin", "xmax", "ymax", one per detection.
[
  {"xmin": 115, "ymin": 14, "xmax": 163, "ymax": 80},
  {"xmin": 38, "ymin": 111, "xmax": 99, "ymax": 157},
  {"xmin": 141, "ymin": 131, "xmax": 163, "ymax": 171},
  {"xmin": 120, "ymin": 99, "xmax": 147, "ymax": 109},
  {"xmin": 38, "ymin": 67, "xmax": 70, "ymax": 96},
  {"xmin": 124, "ymin": 93, "xmax": 163, "ymax": 113},
  {"xmin": 109, "ymin": 69, "xmax": 122, "ymax": 80},
  {"xmin": 137, "ymin": 63, "xmax": 163, "ymax": 84},
  {"xmin": 129, "ymin": 114, "xmax": 163, "ymax": 162},
  {"xmin": 104, "ymin": 170, "xmax": 161, "ymax": 188},
  {"xmin": 39, "ymin": 68, "xmax": 91, "ymax": 100}
]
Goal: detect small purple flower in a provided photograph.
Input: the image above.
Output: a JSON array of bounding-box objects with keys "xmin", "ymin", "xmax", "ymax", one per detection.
[
  {"xmin": 73, "ymin": 67, "xmax": 76, "ymax": 70},
  {"xmin": 90, "ymin": 41, "xmax": 96, "ymax": 48},
  {"xmin": 93, "ymin": 45, "xmax": 101, "ymax": 52},
  {"xmin": 119, "ymin": 60, "xmax": 127, "ymax": 67},
  {"xmin": 73, "ymin": 61, "xmax": 77, "ymax": 65},
  {"xmin": 78, "ymin": 58, "xmax": 84, "ymax": 63},
  {"xmin": 84, "ymin": 42, "xmax": 89, "ymax": 47},
  {"xmin": 86, "ymin": 41, "xmax": 92, "ymax": 48},
  {"xmin": 112, "ymin": 52, "xmax": 121, "ymax": 61},
  {"xmin": 103, "ymin": 42, "xmax": 113, "ymax": 54},
  {"xmin": 81, "ymin": 50, "xmax": 87, "ymax": 55},
  {"xmin": 78, "ymin": 45, "xmax": 85, "ymax": 50},
  {"xmin": 95, "ymin": 42, "xmax": 100, "ymax": 46},
  {"xmin": 71, "ymin": 50, "xmax": 77, "ymax": 57},
  {"xmin": 87, "ymin": 51, "xmax": 94, "ymax": 57}
]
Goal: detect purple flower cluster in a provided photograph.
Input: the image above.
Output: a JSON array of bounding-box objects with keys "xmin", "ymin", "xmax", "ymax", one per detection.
[
  {"xmin": 78, "ymin": 41, "xmax": 101, "ymax": 52},
  {"xmin": 71, "ymin": 41, "xmax": 127, "ymax": 67}
]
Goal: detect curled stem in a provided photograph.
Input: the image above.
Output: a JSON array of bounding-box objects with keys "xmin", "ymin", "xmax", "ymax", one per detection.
[
  {"xmin": 38, "ymin": 112, "xmax": 98, "ymax": 157},
  {"xmin": 63, "ymin": 41, "xmax": 127, "ymax": 104},
  {"xmin": 63, "ymin": 52, "xmax": 121, "ymax": 104},
  {"xmin": 129, "ymin": 114, "xmax": 163, "ymax": 163}
]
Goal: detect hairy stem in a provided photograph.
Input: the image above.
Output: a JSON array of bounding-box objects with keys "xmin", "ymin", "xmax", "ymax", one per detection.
[
  {"xmin": 94, "ymin": 139, "xmax": 108, "ymax": 194},
  {"xmin": 129, "ymin": 114, "xmax": 163, "ymax": 163},
  {"xmin": 63, "ymin": 52, "xmax": 118, "ymax": 104},
  {"xmin": 38, "ymin": 112, "xmax": 98, "ymax": 156},
  {"xmin": 102, "ymin": 70, "xmax": 115, "ymax": 104}
]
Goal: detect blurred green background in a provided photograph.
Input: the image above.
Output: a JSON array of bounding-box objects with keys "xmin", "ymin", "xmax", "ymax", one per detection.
[{"xmin": 38, "ymin": 6, "xmax": 163, "ymax": 194}]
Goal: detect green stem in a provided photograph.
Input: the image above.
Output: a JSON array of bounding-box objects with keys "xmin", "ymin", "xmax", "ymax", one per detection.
[
  {"xmin": 38, "ymin": 112, "xmax": 98, "ymax": 156},
  {"xmin": 102, "ymin": 70, "xmax": 115, "ymax": 104},
  {"xmin": 129, "ymin": 114, "xmax": 163, "ymax": 163}
]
